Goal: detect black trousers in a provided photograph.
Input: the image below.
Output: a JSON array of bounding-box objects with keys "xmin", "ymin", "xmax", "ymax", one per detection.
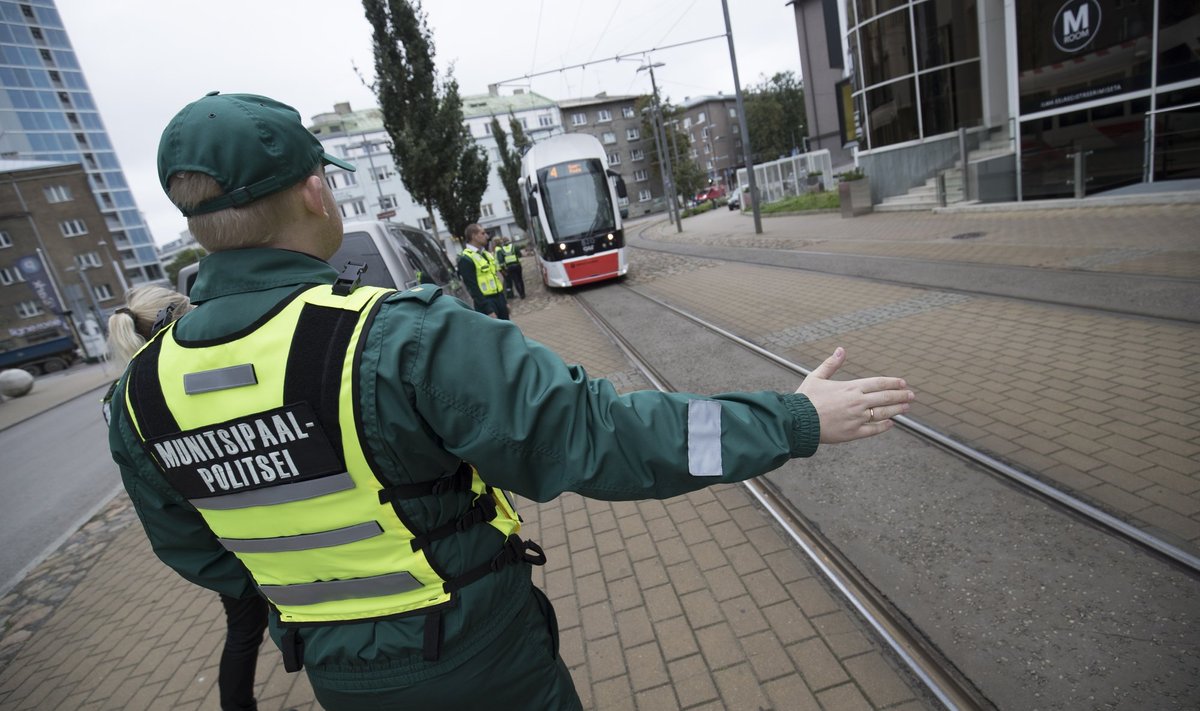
[
  {"xmin": 219, "ymin": 593, "xmax": 269, "ymax": 711},
  {"xmin": 505, "ymin": 265, "xmax": 525, "ymax": 299}
]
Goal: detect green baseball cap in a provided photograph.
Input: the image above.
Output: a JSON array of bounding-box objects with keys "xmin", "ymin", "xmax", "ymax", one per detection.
[{"xmin": 158, "ymin": 91, "xmax": 356, "ymax": 216}]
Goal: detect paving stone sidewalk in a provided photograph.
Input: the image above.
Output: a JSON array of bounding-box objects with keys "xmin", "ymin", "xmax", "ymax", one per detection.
[
  {"xmin": 0, "ymin": 281, "xmax": 936, "ymax": 710},
  {"xmin": 636, "ymin": 206, "xmax": 1200, "ymax": 553}
]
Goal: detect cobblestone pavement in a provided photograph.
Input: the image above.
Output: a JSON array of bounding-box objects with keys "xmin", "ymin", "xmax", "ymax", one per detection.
[
  {"xmin": 634, "ymin": 206, "xmax": 1200, "ymax": 554},
  {"xmin": 0, "ymin": 250, "xmax": 937, "ymax": 710}
]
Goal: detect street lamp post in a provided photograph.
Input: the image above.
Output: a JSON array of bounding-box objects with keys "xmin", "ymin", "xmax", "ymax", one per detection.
[
  {"xmin": 638, "ymin": 61, "xmax": 682, "ymax": 233},
  {"xmin": 721, "ymin": 0, "xmax": 763, "ymax": 234}
]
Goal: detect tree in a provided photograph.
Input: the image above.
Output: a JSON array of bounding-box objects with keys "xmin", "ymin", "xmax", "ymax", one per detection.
[
  {"xmin": 165, "ymin": 248, "xmax": 205, "ymax": 287},
  {"xmin": 363, "ymin": 0, "xmax": 485, "ymax": 241},
  {"xmin": 492, "ymin": 113, "xmax": 529, "ymax": 232},
  {"xmin": 745, "ymin": 71, "xmax": 807, "ymax": 162},
  {"xmin": 640, "ymin": 98, "xmax": 707, "ymax": 204},
  {"xmin": 433, "ymin": 80, "xmax": 489, "ymax": 239}
]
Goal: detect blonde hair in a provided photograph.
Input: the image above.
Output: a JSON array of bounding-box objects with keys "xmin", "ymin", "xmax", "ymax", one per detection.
[
  {"xmin": 167, "ymin": 170, "xmax": 315, "ymax": 251},
  {"xmin": 106, "ymin": 285, "xmax": 193, "ymax": 364}
]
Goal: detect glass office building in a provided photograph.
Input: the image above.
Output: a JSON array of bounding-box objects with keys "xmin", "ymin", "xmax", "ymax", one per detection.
[
  {"xmin": 843, "ymin": 0, "xmax": 1200, "ymax": 201},
  {"xmin": 0, "ymin": 0, "xmax": 163, "ymax": 283}
]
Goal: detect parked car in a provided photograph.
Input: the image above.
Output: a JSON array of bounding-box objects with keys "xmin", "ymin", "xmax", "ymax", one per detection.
[
  {"xmin": 694, "ymin": 185, "xmax": 727, "ymax": 203},
  {"xmin": 727, "ymin": 192, "xmax": 742, "ymax": 211},
  {"xmin": 177, "ymin": 221, "xmax": 469, "ymax": 304}
]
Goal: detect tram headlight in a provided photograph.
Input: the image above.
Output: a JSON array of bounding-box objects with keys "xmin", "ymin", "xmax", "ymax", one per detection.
[
  {"xmin": 558, "ymin": 243, "xmax": 567, "ymax": 251},
  {"xmin": 606, "ymin": 233, "xmax": 614, "ymax": 241}
]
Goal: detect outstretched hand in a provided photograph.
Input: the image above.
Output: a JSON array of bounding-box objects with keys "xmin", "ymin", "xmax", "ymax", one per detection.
[{"xmin": 796, "ymin": 347, "xmax": 914, "ymax": 444}]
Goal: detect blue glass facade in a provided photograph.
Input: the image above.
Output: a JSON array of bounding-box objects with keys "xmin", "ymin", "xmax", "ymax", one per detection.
[{"xmin": 0, "ymin": 0, "xmax": 163, "ymax": 283}]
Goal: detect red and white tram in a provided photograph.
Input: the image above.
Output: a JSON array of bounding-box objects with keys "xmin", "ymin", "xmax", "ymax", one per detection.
[{"xmin": 519, "ymin": 133, "xmax": 628, "ymax": 287}]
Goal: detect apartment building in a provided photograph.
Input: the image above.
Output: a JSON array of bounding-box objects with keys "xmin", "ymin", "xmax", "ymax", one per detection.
[
  {"xmin": 558, "ymin": 93, "xmax": 663, "ymax": 217},
  {"xmin": 0, "ymin": 0, "xmax": 164, "ymax": 285},
  {"xmin": 309, "ymin": 89, "xmax": 561, "ymax": 244},
  {"xmin": 0, "ymin": 158, "xmax": 121, "ymax": 356}
]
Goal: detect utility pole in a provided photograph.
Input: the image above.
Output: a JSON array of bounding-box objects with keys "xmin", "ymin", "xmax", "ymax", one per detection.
[
  {"xmin": 639, "ymin": 62, "xmax": 682, "ymax": 233},
  {"xmin": 721, "ymin": 0, "xmax": 762, "ymax": 234},
  {"xmin": 353, "ymin": 129, "xmax": 392, "ymax": 220}
]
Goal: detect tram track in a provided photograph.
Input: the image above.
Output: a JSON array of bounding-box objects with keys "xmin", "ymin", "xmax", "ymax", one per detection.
[
  {"xmin": 608, "ymin": 285, "xmax": 1200, "ymax": 578},
  {"xmin": 563, "ymin": 277, "xmax": 1200, "ymax": 710},
  {"xmin": 571, "ymin": 292, "xmax": 991, "ymax": 711}
]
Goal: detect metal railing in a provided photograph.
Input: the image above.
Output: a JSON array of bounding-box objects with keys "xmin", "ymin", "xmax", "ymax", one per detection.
[
  {"xmin": 1143, "ymin": 101, "xmax": 1200, "ymax": 183},
  {"xmin": 734, "ymin": 149, "xmax": 835, "ymax": 206}
]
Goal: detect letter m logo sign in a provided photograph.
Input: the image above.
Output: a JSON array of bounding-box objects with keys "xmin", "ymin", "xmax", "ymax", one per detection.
[{"xmin": 1063, "ymin": 5, "xmax": 1088, "ymax": 38}]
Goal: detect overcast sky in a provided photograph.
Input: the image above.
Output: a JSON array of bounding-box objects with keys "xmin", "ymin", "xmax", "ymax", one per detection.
[{"xmin": 53, "ymin": 0, "xmax": 802, "ymax": 246}]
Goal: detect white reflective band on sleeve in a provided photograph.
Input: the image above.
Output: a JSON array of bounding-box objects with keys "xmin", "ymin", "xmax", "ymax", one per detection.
[{"xmin": 687, "ymin": 399, "xmax": 723, "ymax": 476}]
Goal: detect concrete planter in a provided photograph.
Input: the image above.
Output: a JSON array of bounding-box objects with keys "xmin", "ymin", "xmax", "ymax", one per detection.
[{"xmin": 838, "ymin": 178, "xmax": 872, "ymax": 218}]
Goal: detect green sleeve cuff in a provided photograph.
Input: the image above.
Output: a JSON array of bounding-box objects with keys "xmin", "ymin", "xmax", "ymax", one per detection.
[{"xmin": 782, "ymin": 393, "xmax": 820, "ymax": 458}]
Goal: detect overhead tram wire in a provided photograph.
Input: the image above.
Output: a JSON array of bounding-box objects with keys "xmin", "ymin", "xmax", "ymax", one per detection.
[
  {"xmin": 489, "ymin": 34, "xmax": 728, "ymax": 89},
  {"xmin": 586, "ymin": 0, "xmax": 625, "ymax": 64},
  {"xmin": 652, "ymin": 0, "xmax": 702, "ymax": 48},
  {"xmin": 528, "ymin": 0, "xmax": 546, "ymax": 79}
]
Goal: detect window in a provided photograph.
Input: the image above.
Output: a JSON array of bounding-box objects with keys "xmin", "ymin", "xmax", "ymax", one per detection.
[
  {"xmin": 698, "ymin": 112, "xmax": 706, "ymax": 123},
  {"xmin": 373, "ymin": 167, "xmax": 393, "ymax": 181},
  {"xmin": 634, "ymin": 169, "xmax": 649, "ymax": 181},
  {"xmin": 0, "ymin": 232, "xmax": 12, "ymax": 248},
  {"xmin": 520, "ymin": 118, "xmax": 528, "ymax": 128},
  {"xmin": 482, "ymin": 122, "xmax": 492, "ymax": 135},
  {"xmin": 503, "ymin": 200, "xmax": 511, "ymax": 214},
  {"xmin": 60, "ymin": 219, "xmax": 87, "ymax": 237},
  {"xmin": 93, "ymin": 283, "xmax": 114, "ymax": 301},
  {"xmin": 16, "ymin": 300, "xmax": 43, "ymax": 318},
  {"xmin": 683, "ymin": 118, "xmax": 692, "ymax": 129},
  {"xmin": 75, "ymin": 252, "xmax": 101, "ymax": 269},
  {"xmin": 379, "ymin": 195, "xmax": 398, "ymax": 210},
  {"xmin": 630, "ymin": 148, "xmax": 645, "ymax": 161},
  {"xmin": 622, "ymin": 106, "xmax": 636, "ymax": 119},
  {"xmin": 418, "ymin": 217, "xmax": 433, "ymax": 230},
  {"xmin": 481, "ymin": 203, "xmax": 494, "ymax": 217},
  {"xmin": 326, "ymin": 171, "xmax": 357, "ymax": 190},
  {"xmin": 607, "ymin": 152, "xmax": 621, "ymax": 165},
  {"xmin": 729, "ymin": 108, "xmax": 737, "ymax": 119},
  {"xmin": 0, "ymin": 266, "xmax": 25, "ymax": 285},
  {"xmin": 44, "ymin": 185, "xmax": 72, "ymax": 203},
  {"xmin": 338, "ymin": 200, "xmax": 366, "ymax": 218},
  {"xmin": 602, "ymin": 132, "xmax": 617, "ymax": 145},
  {"xmin": 538, "ymin": 114, "xmax": 554, "ymax": 127},
  {"xmin": 571, "ymin": 112, "xmax": 587, "ymax": 126},
  {"xmin": 626, "ymin": 128, "xmax": 640, "ymax": 141},
  {"xmin": 597, "ymin": 109, "xmax": 612, "ymax": 123},
  {"xmin": 638, "ymin": 189, "xmax": 652, "ymax": 202}
]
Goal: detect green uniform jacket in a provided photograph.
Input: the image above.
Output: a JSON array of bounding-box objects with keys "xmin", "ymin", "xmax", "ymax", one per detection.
[{"xmin": 107, "ymin": 248, "xmax": 820, "ymax": 689}]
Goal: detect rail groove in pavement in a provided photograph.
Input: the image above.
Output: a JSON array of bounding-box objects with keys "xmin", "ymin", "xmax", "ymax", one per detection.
[{"xmin": 572, "ymin": 292, "xmax": 990, "ymax": 711}]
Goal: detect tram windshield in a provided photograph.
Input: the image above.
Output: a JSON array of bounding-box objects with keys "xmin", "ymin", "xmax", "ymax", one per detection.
[{"xmin": 538, "ymin": 158, "xmax": 615, "ymax": 241}]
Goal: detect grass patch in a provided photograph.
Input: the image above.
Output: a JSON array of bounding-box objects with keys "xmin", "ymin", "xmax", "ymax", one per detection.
[{"xmin": 760, "ymin": 191, "xmax": 840, "ymax": 214}]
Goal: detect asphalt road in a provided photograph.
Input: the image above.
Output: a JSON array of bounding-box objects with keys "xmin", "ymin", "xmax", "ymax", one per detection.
[
  {"xmin": 579, "ymin": 283, "xmax": 1200, "ymax": 711},
  {"xmin": 0, "ymin": 388, "xmax": 122, "ymax": 597}
]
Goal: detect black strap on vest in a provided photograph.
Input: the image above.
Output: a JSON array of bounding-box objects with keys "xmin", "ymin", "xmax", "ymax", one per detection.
[
  {"xmin": 283, "ymin": 303, "xmax": 362, "ymax": 458},
  {"xmin": 378, "ymin": 461, "xmax": 475, "ymax": 504},
  {"xmin": 282, "ymin": 626, "xmax": 305, "ymax": 673},
  {"xmin": 423, "ymin": 611, "xmax": 443, "ymax": 661},
  {"xmin": 126, "ymin": 335, "xmax": 178, "ymax": 438},
  {"xmin": 442, "ymin": 536, "xmax": 546, "ymax": 595},
  {"xmin": 409, "ymin": 495, "xmax": 498, "ymax": 552}
]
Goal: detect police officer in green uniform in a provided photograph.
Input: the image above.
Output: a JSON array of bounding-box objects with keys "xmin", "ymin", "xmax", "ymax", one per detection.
[
  {"xmin": 497, "ymin": 236, "xmax": 525, "ymax": 300},
  {"xmin": 107, "ymin": 91, "xmax": 914, "ymax": 711},
  {"xmin": 457, "ymin": 224, "xmax": 509, "ymax": 319}
]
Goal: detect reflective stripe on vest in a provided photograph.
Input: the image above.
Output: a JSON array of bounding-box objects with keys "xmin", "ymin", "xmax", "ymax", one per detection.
[
  {"xmin": 499, "ymin": 244, "xmax": 519, "ymax": 266},
  {"xmin": 123, "ymin": 283, "xmax": 523, "ymax": 624},
  {"xmin": 464, "ymin": 248, "xmax": 502, "ymax": 295}
]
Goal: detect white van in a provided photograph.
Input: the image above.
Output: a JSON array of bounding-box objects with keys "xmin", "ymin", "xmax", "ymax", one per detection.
[{"xmin": 177, "ymin": 221, "xmax": 469, "ymax": 304}]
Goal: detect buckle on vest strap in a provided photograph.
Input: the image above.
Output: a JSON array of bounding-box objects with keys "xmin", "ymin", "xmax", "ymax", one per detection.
[{"xmin": 332, "ymin": 261, "xmax": 367, "ymax": 296}]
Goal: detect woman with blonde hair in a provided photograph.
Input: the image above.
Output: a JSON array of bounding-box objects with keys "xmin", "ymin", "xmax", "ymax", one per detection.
[
  {"xmin": 105, "ymin": 284, "xmax": 269, "ymax": 711},
  {"xmin": 105, "ymin": 285, "xmax": 192, "ymax": 364}
]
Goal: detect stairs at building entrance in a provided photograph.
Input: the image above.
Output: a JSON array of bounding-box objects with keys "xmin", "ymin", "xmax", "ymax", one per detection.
[{"xmin": 875, "ymin": 137, "xmax": 1013, "ymax": 212}]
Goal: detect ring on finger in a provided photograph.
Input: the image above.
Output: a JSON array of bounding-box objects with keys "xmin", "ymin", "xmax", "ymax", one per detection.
[{"xmin": 867, "ymin": 407, "xmax": 875, "ymax": 422}]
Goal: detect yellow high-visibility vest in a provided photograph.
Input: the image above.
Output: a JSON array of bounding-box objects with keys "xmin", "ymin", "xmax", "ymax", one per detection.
[{"xmin": 122, "ymin": 283, "xmax": 535, "ymax": 627}]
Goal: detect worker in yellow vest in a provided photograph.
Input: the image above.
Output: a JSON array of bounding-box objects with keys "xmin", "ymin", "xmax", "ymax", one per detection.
[
  {"xmin": 497, "ymin": 236, "xmax": 525, "ymax": 300},
  {"xmin": 107, "ymin": 90, "xmax": 915, "ymax": 711},
  {"xmin": 457, "ymin": 224, "xmax": 509, "ymax": 319}
]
